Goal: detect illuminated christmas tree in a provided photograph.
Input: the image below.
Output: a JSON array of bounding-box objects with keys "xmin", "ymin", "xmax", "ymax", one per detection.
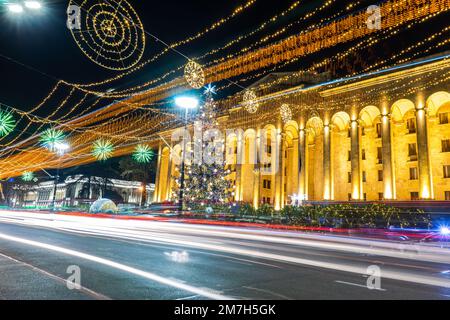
[{"xmin": 173, "ymin": 85, "xmax": 232, "ymax": 209}]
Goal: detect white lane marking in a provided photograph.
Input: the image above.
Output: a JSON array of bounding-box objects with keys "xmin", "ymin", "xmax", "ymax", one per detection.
[
  {"xmin": 335, "ymin": 280, "xmax": 387, "ymax": 291},
  {"xmin": 176, "ymin": 295, "xmax": 200, "ymax": 300},
  {"xmin": 0, "ymin": 232, "xmax": 232, "ymax": 300},
  {"xmin": 0, "ymin": 251, "xmax": 111, "ymax": 300}
]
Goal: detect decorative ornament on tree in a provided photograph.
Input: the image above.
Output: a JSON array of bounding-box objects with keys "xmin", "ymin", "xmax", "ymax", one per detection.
[
  {"xmin": 132, "ymin": 144, "xmax": 154, "ymax": 163},
  {"xmin": 242, "ymin": 89, "xmax": 259, "ymax": 114},
  {"xmin": 184, "ymin": 60, "xmax": 205, "ymax": 89},
  {"xmin": 280, "ymin": 104, "xmax": 292, "ymax": 123},
  {"xmin": 92, "ymin": 139, "xmax": 114, "ymax": 161},
  {"xmin": 0, "ymin": 109, "xmax": 15, "ymax": 137},
  {"xmin": 22, "ymin": 171, "xmax": 34, "ymax": 182},
  {"xmin": 39, "ymin": 128, "xmax": 66, "ymax": 152},
  {"xmin": 68, "ymin": 0, "xmax": 146, "ymax": 70}
]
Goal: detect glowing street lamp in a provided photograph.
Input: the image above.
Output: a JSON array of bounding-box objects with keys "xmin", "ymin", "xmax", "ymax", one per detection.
[
  {"xmin": 7, "ymin": 3, "xmax": 24, "ymax": 13},
  {"xmin": 175, "ymin": 96, "xmax": 199, "ymax": 213},
  {"xmin": 24, "ymin": 1, "xmax": 42, "ymax": 9}
]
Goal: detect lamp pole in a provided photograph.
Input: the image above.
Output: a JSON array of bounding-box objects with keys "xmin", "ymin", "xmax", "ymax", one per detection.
[
  {"xmin": 178, "ymin": 107, "xmax": 189, "ymax": 213},
  {"xmin": 174, "ymin": 96, "xmax": 199, "ymax": 214}
]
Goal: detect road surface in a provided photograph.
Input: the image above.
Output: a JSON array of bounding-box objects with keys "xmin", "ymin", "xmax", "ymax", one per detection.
[{"xmin": 0, "ymin": 210, "xmax": 449, "ymax": 300}]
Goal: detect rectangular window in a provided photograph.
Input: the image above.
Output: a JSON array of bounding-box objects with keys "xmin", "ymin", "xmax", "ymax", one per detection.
[
  {"xmin": 445, "ymin": 191, "xmax": 450, "ymax": 201},
  {"xmin": 378, "ymin": 193, "xmax": 384, "ymax": 201},
  {"xmin": 263, "ymin": 180, "xmax": 267, "ymax": 189},
  {"xmin": 363, "ymin": 193, "xmax": 367, "ymax": 201},
  {"xmin": 410, "ymin": 167, "xmax": 418, "ymax": 180},
  {"xmin": 407, "ymin": 118, "xmax": 416, "ymax": 134},
  {"xmin": 348, "ymin": 172, "xmax": 352, "ymax": 183},
  {"xmin": 266, "ymin": 197, "xmax": 271, "ymax": 204},
  {"xmin": 361, "ymin": 127, "xmax": 365, "ymax": 136},
  {"xmin": 348, "ymin": 193, "xmax": 352, "ymax": 201},
  {"xmin": 439, "ymin": 113, "xmax": 449, "ymax": 124},
  {"xmin": 377, "ymin": 147, "xmax": 383, "ymax": 164},
  {"xmin": 348, "ymin": 150, "xmax": 351, "ymax": 162},
  {"xmin": 362, "ymin": 149, "xmax": 366, "ymax": 160},
  {"xmin": 268, "ymin": 180, "xmax": 271, "ymax": 189},
  {"xmin": 376, "ymin": 123, "xmax": 382, "ymax": 138},
  {"xmin": 378, "ymin": 170, "xmax": 383, "ymax": 182},
  {"xmin": 362, "ymin": 171, "xmax": 367, "ymax": 183},
  {"xmin": 442, "ymin": 139, "xmax": 450, "ymax": 153},
  {"xmin": 444, "ymin": 165, "xmax": 450, "ymax": 179},
  {"xmin": 411, "ymin": 192, "xmax": 419, "ymax": 201},
  {"xmin": 408, "ymin": 143, "xmax": 418, "ymax": 161}
]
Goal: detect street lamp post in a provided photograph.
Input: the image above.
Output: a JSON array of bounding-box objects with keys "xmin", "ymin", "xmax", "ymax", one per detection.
[
  {"xmin": 51, "ymin": 142, "xmax": 70, "ymax": 211},
  {"xmin": 175, "ymin": 97, "xmax": 198, "ymax": 213}
]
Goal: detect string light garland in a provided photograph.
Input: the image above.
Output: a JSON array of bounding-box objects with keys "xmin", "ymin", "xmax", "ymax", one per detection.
[
  {"xmin": 92, "ymin": 139, "xmax": 115, "ymax": 160},
  {"xmin": 69, "ymin": 0, "xmax": 146, "ymax": 70}
]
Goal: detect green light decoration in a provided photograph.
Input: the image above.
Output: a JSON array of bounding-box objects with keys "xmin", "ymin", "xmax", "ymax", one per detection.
[
  {"xmin": 39, "ymin": 128, "xmax": 66, "ymax": 151},
  {"xmin": 92, "ymin": 139, "xmax": 114, "ymax": 161},
  {"xmin": 132, "ymin": 144, "xmax": 154, "ymax": 163},
  {"xmin": 0, "ymin": 110, "xmax": 15, "ymax": 137},
  {"xmin": 22, "ymin": 171, "xmax": 34, "ymax": 182}
]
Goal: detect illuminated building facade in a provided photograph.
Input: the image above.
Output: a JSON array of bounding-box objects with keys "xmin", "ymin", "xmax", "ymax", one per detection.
[{"xmin": 153, "ymin": 55, "xmax": 450, "ymax": 209}]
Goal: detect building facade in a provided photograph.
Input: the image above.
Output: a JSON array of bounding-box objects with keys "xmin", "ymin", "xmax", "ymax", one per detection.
[
  {"xmin": 11, "ymin": 175, "xmax": 155, "ymax": 208},
  {"xmin": 153, "ymin": 55, "xmax": 450, "ymax": 209}
]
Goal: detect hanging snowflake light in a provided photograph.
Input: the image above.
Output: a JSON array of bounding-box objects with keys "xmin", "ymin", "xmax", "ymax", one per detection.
[
  {"xmin": 39, "ymin": 128, "xmax": 66, "ymax": 152},
  {"xmin": 0, "ymin": 110, "xmax": 15, "ymax": 137},
  {"xmin": 22, "ymin": 171, "xmax": 34, "ymax": 182},
  {"xmin": 92, "ymin": 139, "xmax": 114, "ymax": 161},
  {"xmin": 242, "ymin": 89, "xmax": 259, "ymax": 114},
  {"xmin": 280, "ymin": 104, "xmax": 292, "ymax": 123},
  {"xmin": 132, "ymin": 144, "xmax": 154, "ymax": 163},
  {"xmin": 184, "ymin": 60, "xmax": 205, "ymax": 89}
]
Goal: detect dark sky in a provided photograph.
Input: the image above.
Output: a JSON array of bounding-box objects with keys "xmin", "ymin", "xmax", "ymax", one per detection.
[{"xmin": 3, "ymin": 0, "xmax": 447, "ymax": 112}]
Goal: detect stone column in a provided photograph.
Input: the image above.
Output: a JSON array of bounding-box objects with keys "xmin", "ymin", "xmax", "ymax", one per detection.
[
  {"xmin": 275, "ymin": 132, "xmax": 284, "ymax": 210},
  {"xmin": 323, "ymin": 124, "xmax": 332, "ymax": 200},
  {"xmin": 253, "ymin": 129, "xmax": 261, "ymax": 208},
  {"xmin": 153, "ymin": 142, "xmax": 162, "ymax": 202},
  {"xmin": 381, "ymin": 114, "xmax": 395, "ymax": 199},
  {"xmin": 164, "ymin": 146, "xmax": 173, "ymax": 201},
  {"xmin": 298, "ymin": 128, "xmax": 308, "ymax": 202},
  {"xmin": 350, "ymin": 119, "xmax": 362, "ymax": 200},
  {"xmin": 415, "ymin": 105, "xmax": 433, "ymax": 199},
  {"xmin": 235, "ymin": 134, "xmax": 244, "ymax": 201}
]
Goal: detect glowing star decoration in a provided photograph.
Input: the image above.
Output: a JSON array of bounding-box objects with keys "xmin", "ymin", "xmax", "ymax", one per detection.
[
  {"xmin": 184, "ymin": 60, "xmax": 205, "ymax": 89},
  {"xmin": 204, "ymin": 84, "xmax": 217, "ymax": 95},
  {"xmin": 0, "ymin": 110, "xmax": 15, "ymax": 137},
  {"xmin": 68, "ymin": 0, "xmax": 145, "ymax": 71},
  {"xmin": 280, "ymin": 104, "xmax": 292, "ymax": 123},
  {"xmin": 92, "ymin": 139, "xmax": 114, "ymax": 161},
  {"xmin": 242, "ymin": 89, "xmax": 259, "ymax": 114},
  {"xmin": 132, "ymin": 144, "xmax": 154, "ymax": 163},
  {"xmin": 22, "ymin": 171, "xmax": 34, "ymax": 182},
  {"xmin": 39, "ymin": 128, "xmax": 66, "ymax": 152}
]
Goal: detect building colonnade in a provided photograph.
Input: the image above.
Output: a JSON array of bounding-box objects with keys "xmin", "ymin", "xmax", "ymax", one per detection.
[{"xmin": 154, "ymin": 91, "xmax": 450, "ymax": 208}]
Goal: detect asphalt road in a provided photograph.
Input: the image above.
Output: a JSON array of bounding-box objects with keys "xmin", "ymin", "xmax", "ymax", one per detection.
[{"xmin": 0, "ymin": 210, "xmax": 449, "ymax": 300}]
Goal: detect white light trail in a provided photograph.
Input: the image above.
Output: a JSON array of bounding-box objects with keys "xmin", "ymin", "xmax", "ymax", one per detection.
[
  {"xmin": 0, "ymin": 210, "xmax": 450, "ymax": 289},
  {"xmin": 0, "ymin": 232, "xmax": 232, "ymax": 300}
]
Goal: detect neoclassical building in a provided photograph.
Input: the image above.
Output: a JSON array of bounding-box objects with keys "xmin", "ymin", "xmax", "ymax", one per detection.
[{"xmin": 153, "ymin": 54, "xmax": 450, "ymax": 209}]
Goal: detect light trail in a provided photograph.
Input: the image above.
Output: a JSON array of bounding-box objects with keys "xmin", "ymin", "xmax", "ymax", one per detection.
[
  {"xmin": 0, "ymin": 231, "xmax": 232, "ymax": 300},
  {"xmin": 0, "ymin": 210, "xmax": 449, "ymax": 289}
]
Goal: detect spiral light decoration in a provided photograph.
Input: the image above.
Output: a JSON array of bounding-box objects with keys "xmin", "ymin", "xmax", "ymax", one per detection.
[{"xmin": 69, "ymin": 0, "xmax": 146, "ymax": 70}]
